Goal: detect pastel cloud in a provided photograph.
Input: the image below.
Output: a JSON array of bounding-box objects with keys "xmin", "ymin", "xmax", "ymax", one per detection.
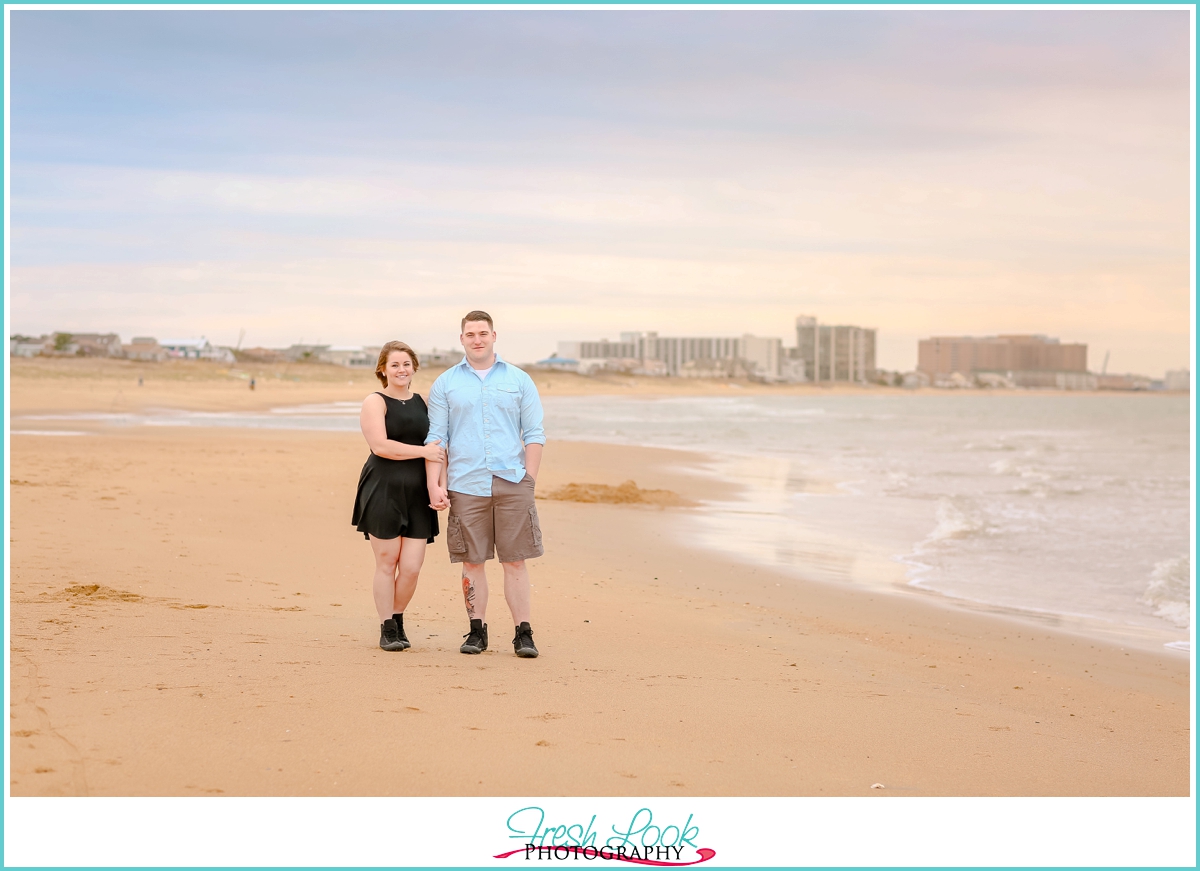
[{"xmin": 9, "ymin": 10, "xmax": 1190, "ymax": 373}]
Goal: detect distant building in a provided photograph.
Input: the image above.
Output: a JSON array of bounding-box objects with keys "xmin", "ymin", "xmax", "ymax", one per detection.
[
  {"xmin": 644, "ymin": 333, "xmax": 748, "ymax": 377},
  {"xmin": 319, "ymin": 346, "xmax": 374, "ymax": 367},
  {"xmin": 284, "ymin": 343, "xmax": 330, "ymax": 362},
  {"xmin": 160, "ymin": 337, "xmax": 235, "ymax": 363},
  {"xmin": 10, "ymin": 334, "xmax": 50, "ymax": 357},
  {"xmin": 423, "ymin": 347, "xmax": 465, "ymax": 367},
  {"xmin": 559, "ymin": 331, "xmax": 784, "ymax": 378},
  {"xmin": 71, "ymin": 332, "xmax": 124, "ymax": 357},
  {"xmin": 1097, "ymin": 373, "xmax": 1153, "ymax": 391},
  {"xmin": 779, "ymin": 358, "xmax": 807, "ymax": 383},
  {"xmin": 38, "ymin": 332, "xmax": 123, "ymax": 357},
  {"xmin": 161, "ymin": 337, "xmax": 211, "ymax": 359},
  {"xmin": 533, "ymin": 353, "xmax": 579, "ymax": 372},
  {"xmin": 740, "ymin": 334, "xmax": 783, "ymax": 381},
  {"xmin": 1019, "ymin": 371, "xmax": 1098, "ymax": 390},
  {"xmin": 792, "ymin": 316, "xmax": 876, "ymax": 384},
  {"xmin": 1164, "ymin": 369, "xmax": 1191, "ymax": 392},
  {"xmin": 558, "ymin": 339, "xmax": 640, "ymax": 362},
  {"xmin": 678, "ymin": 357, "xmax": 751, "ymax": 379},
  {"xmin": 917, "ymin": 334, "xmax": 1090, "ymax": 389},
  {"xmin": 123, "ymin": 337, "xmax": 166, "ymax": 361},
  {"xmin": 239, "ymin": 346, "xmax": 287, "ymax": 363}
]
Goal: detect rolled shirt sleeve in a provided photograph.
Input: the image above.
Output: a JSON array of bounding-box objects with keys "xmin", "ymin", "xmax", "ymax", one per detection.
[
  {"xmin": 519, "ymin": 372, "xmax": 546, "ymax": 446},
  {"xmin": 425, "ymin": 373, "xmax": 449, "ymax": 447}
]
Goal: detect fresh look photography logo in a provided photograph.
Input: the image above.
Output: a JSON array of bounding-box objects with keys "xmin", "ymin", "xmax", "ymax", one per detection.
[{"xmin": 495, "ymin": 807, "xmax": 716, "ymax": 865}]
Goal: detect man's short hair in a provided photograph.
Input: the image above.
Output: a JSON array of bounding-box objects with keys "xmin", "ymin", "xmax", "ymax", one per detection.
[{"xmin": 461, "ymin": 310, "xmax": 494, "ymax": 331}]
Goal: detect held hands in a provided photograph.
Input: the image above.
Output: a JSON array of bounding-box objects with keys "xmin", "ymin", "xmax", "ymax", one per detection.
[
  {"xmin": 428, "ymin": 485, "xmax": 450, "ymax": 511},
  {"xmin": 423, "ymin": 439, "xmax": 446, "ymax": 464},
  {"xmin": 425, "ymin": 439, "xmax": 449, "ymax": 509}
]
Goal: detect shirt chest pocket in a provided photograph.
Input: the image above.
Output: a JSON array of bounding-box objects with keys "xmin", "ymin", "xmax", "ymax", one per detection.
[{"xmin": 491, "ymin": 385, "xmax": 520, "ymax": 411}]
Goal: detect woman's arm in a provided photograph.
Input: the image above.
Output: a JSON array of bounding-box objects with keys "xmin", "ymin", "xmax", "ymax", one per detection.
[
  {"xmin": 360, "ymin": 395, "xmax": 446, "ymax": 462},
  {"xmin": 427, "ymin": 442, "xmax": 450, "ymax": 510}
]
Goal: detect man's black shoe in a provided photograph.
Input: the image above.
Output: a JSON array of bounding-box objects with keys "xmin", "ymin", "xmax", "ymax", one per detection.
[
  {"xmin": 392, "ymin": 613, "xmax": 411, "ymax": 650},
  {"xmin": 379, "ymin": 618, "xmax": 405, "ymax": 652},
  {"xmin": 513, "ymin": 622, "xmax": 539, "ymax": 658},
  {"xmin": 460, "ymin": 619, "xmax": 488, "ymax": 654}
]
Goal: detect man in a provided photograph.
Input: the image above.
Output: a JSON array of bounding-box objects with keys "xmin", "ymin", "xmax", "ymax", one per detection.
[{"xmin": 425, "ymin": 311, "xmax": 545, "ymax": 658}]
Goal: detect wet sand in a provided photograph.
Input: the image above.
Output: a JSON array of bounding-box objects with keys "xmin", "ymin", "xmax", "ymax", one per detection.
[{"xmin": 7, "ymin": 360, "xmax": 1191, "ymax": 796}]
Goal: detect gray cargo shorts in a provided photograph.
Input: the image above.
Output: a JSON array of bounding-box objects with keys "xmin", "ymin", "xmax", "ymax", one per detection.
[{"xmin": 446, "ymin": 474, "xmax": 544, "ymax": 564}]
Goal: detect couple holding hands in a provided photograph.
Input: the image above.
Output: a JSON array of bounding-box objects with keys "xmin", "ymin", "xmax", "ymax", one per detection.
[{"xmin": 351, "ymin": 310, "xmax": 545, "ymax": 658}]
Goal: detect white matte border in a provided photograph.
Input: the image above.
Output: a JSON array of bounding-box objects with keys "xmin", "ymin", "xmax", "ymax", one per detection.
[{"xmin": 3, "ymin": 796, "xmax": 1197, "ymax": 867}]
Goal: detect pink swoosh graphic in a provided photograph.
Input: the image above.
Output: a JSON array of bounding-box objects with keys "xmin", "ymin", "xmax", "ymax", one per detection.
[{"xmin": 493, "ymin": 847, "xmax": 716, "ymax": 866}]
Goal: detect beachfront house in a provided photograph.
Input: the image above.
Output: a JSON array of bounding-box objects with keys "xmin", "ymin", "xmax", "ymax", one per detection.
[
  {"xmin": 30, "ymin": 332, "xmax": 124, "ymax": 357},
  {"xmin": 319, "ymin": 346, "xmax": 375, "ymax": 367},
  {"xmin": 123, "ymin": 337, "xmax": 167, "ymax": 361},
  {"xmin": 284, "ymin": 343, "xmax": 330, "ymax": 362},
  {"xmin": 10, "ymin": 334, "xmax": 52, "ymax": 357},
  {"xmin": 533, "ymin": 353, "xmax": 580, "ymax": 372},
  {"xmin": 423, "ymin": 347, "xmax": 465, "ymax": 367},
  {"xmin": 160, "ymin": 337, "xmax": 236, "ymax": 363},
  {"xmin": 72, "ymin": 333, "xmax": 124, "ymax": 357}
]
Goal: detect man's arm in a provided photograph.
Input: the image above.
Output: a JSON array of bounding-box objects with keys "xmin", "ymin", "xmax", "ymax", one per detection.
[
  {"xmin": 524, "ymin": 442, "xmax": 543, "ymax": 482},
  {"xmin": 425, "ymin": 375, "xmax": 449, "ymax": 447},
  {"xmin": 519, "ymin": 372, "xmax": 546, "ymax": 481},
  {"xmin": 426, "ymin": 375, "xmax": 451, "ymax": 509}
]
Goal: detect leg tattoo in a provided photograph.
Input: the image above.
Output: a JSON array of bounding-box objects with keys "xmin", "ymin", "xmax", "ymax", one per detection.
[{"xmin": 462, "ymin": 575, "xmax": 476, "ymax": 618}]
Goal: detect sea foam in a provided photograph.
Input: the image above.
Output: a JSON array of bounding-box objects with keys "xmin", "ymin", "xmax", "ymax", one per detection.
[
  {"xmin": 1141, "ymin": 556, "xmax": 1192, "ymax": 628},
  {"xmin": 926, "ymin": 498, "xmax": 986, "ymax": 543}
]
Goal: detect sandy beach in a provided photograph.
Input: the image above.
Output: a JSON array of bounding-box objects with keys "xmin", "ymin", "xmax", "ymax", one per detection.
[{"xmin": 8, "ymin": 358, "xmax": 1191, "ymax": 796}]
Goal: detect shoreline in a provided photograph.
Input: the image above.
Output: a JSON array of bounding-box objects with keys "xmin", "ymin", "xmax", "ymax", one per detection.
[
  {"xmin": 541, "ymin": 431, "xmax": 1192, "ymax": 657},
  {"xmin": 11, "ymin": 399, "xmax": 1191, "ymax": 657},
  {"xmin": 664, "ymin": 446, "xmax": 1192, "ymax": 657}
]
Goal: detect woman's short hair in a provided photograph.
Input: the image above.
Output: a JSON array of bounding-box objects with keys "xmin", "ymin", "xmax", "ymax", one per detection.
[{"xmin": 375, "ymin": 341, "xmax": 419, "ymax": 386}]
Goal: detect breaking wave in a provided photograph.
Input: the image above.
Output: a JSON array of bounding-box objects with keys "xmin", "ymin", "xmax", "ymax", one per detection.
[
  {"xmin": 1141, "ymin": 556, "xmax": 1192, "ymax": 628},
  {"xmin": 925, "ymin": 498, "xmax": 986, "ymax": 543}
]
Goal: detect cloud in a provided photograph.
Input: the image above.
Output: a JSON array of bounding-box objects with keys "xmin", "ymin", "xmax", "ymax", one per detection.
[{"xmin": 8, "ymin": 9, "xmax": 1190, "ymax": 374}]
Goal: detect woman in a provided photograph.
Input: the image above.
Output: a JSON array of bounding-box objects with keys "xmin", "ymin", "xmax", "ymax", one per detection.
[{"xmin": 352, "ymin": 341, "xmax": 446, "ymax": 651}]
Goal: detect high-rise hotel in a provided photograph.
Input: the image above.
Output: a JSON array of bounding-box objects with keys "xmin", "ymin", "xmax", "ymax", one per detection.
[
  {"xmin": 791, "ymin": 316, "xmax": 877, "ymax": 383},
  {"xmin": 559, "ymin": 332, "xmax": 781, "ymax": 378},
  {"xmin": 557, "ymin": 314, "xmax": 877, "ymax": 382},
  {"xmin": 917, "ymin": 334, "xmax": 1091, "ymax": 388}
]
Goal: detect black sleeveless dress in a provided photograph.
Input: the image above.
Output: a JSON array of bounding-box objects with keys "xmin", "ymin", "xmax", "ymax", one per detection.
[{"xmin": 352, "ymin": 392, "xmax": 440, "ymax": 543}]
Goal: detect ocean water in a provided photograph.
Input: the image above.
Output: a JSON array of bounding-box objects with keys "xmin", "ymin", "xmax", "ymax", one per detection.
[
  {"xmin": 540, "ymin": 393, "xmax": 1193, "ymax": 652},
  {"xmin": 17, "ymin": 393, "xmax": 1191, "ymax": 651}
]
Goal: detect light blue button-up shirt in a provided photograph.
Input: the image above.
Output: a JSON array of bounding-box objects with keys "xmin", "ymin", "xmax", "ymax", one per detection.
[{"xmin": 425, "ymin": 353, "xmax": 546, "ymax": 497}]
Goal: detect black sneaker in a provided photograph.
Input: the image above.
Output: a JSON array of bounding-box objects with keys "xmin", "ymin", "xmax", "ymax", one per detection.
[
  {"xmin": 379, "ymin": 618, "xmax": 405, "ymax": 652},
  {"xmin": 513, "ymin": 622, "xmax": 538, "ymax": 658},
  {"xmin": 392, "ymin": 613, "xmax": 411, "ymax": 650},
  {"xmin": 460, "ymin": 619, "xmax": 488, "ymax": 654}
]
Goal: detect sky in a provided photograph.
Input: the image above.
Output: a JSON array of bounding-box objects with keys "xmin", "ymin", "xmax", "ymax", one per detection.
[{"xmin": 8, "ymin": 9, "xmax": 1192, "ymax": 373}]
